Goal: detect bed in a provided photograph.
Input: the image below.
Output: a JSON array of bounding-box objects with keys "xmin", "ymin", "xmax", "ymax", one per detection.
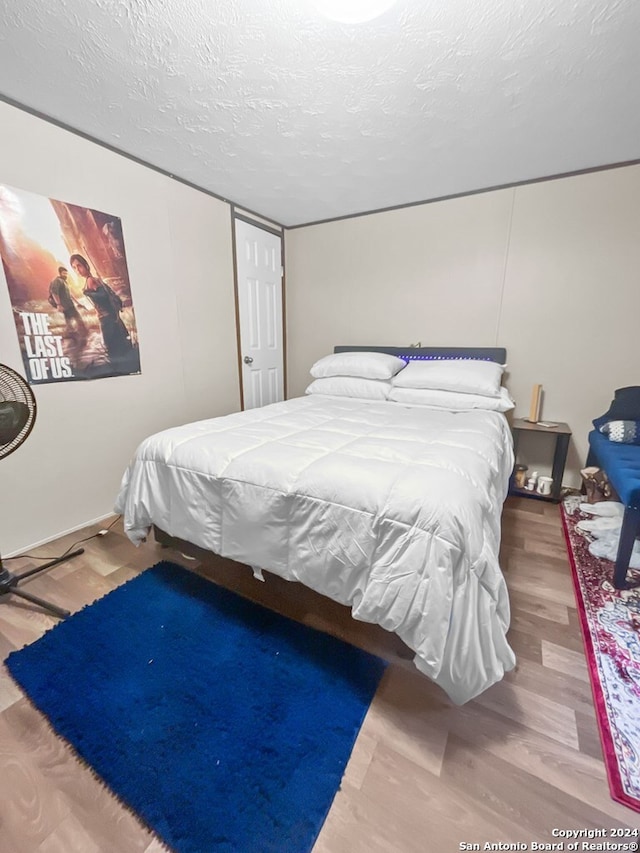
[{"xmin": 115, "ymin": 346, "xmax": 516, "ymax": 704}]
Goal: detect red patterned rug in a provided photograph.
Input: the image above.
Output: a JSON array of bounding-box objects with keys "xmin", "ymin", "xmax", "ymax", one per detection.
[{"xmin": 560, "ymin": 496, "xmax": 640, "ymax": 813}]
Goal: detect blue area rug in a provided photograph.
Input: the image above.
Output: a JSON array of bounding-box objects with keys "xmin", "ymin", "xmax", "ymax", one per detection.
[{"xmin": 6, "ymin": 561, "xmax": 386, "ymax": 853}]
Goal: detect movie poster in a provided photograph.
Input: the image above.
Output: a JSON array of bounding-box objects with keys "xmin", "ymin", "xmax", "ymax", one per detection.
[{"xmin": 0, "ymin": 184, "xmax": 141, "ymax": 384}]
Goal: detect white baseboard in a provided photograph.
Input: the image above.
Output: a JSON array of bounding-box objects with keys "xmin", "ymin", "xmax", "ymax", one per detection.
[{"xmin": 4, "ymin": 512, "xmax": 118, "ymax": 558}]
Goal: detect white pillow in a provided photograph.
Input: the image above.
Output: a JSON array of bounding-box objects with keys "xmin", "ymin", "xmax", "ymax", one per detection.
[
  {"xmin": 310, "ymin": 352, "xmax": 406, "ymax": 380},
  {"xmin": 389, "ymin": 386, "xmax": 515, "ymax": 412},
  {"xmin": 305, "ymin": 376, "xmax": 392, "ymax": 401},
  {"xmin": 392, "ymin": 359, "xmax": 504, "ymax": 397}
]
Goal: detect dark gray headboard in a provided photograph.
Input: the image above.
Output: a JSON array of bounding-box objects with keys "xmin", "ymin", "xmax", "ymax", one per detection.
[{"xmin": 334, "ymin": 345, "xmax": 506, "ymax": 363}]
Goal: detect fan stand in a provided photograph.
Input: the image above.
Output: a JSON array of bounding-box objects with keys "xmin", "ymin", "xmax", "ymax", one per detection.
[
  {"xmin": 1, "ymin": 362, "xmax": 82, "ymax": 620},
  {"xmin": 0, "ymin": 548, "xmax": 85, "ymax": 619}
]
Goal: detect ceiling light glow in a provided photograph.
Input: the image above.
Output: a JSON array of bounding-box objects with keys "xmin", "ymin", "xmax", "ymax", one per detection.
[{"xmin": 310, "ymin": 0, "xmax": 397, "ymax": 24}]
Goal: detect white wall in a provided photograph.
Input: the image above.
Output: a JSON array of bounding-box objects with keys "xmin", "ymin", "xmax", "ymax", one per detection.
[
  {"xmin": 285, "ymin": 165, "xmax": 640, "ymax": 486},
  {"xmin": 0, "ymin": 102, "xmax": 241, "ymax": 555}
]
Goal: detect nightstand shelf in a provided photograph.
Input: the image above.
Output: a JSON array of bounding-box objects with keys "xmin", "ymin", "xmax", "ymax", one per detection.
[{"xmin": 509, "ymin": 418, "xmax": 572, "ymax": 503}]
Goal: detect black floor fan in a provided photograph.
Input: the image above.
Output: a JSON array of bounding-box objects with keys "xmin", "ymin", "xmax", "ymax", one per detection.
[{"xmin": 0, "ymin": 363, "xmax": 83, "ymax": 619}]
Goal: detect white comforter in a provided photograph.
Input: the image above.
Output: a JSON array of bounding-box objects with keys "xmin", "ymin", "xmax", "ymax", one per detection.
[{"xmin": 115, "ymin": 395, "xmax": 516, "ymax": 703}]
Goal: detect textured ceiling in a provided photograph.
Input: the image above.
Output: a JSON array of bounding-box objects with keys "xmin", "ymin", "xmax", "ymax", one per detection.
[{"xmin": 0, "ymin": 0, "xmax": 638, "ymax": 226}]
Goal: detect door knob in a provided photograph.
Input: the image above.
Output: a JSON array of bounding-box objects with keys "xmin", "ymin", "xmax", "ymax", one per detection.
[{"xmin": 243, "ymin": 356, "xmax": 254, "ymax": 364}]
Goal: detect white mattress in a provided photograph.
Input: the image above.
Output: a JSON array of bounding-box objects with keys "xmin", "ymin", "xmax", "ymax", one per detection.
[{"xmin": 115, "ymin": 395, "xmax": 516, "ymax": 703}]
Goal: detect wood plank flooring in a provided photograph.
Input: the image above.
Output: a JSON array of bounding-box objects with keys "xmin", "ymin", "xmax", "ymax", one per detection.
[{"xmin": 0, "ymin": 496, "xmax": 637, "ymax": 852}]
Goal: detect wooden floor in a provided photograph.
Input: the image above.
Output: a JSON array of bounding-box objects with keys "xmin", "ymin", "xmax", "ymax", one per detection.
[{"xmin": 0, "ymin": 496, "xmax": 637, "ymax": 852}]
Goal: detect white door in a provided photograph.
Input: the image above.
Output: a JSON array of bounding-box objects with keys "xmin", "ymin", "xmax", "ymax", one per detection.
[{"xmin": 234, "ymin": 219, "xmax": 284, "ymax": 409}]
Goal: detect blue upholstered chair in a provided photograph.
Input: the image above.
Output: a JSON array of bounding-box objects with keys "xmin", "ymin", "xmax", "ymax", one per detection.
[{"xmin": 587, "ymin": 387, "xmax": 640, "ymax": 589}]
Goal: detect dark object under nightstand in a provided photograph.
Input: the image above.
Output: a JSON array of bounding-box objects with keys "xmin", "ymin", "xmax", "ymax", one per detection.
[{"xmin": 509, "ymin": 418, "xmax": 572, "ymax": 503}]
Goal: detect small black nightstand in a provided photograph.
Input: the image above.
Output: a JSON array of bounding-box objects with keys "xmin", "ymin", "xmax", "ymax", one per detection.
[{"xmin": 509, "ymin": 418, "xmax": 572, "ymax": 503}]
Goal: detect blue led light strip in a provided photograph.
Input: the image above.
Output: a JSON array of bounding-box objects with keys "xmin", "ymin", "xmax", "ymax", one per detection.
[{"xmin": 401, "ymin": 355, "xmax": 493, "ymax": 362}]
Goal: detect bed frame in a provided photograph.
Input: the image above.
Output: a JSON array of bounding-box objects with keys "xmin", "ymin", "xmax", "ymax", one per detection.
[{"xmin": 151, "ymin": 529, "xmax": 417, "ymax": 666}]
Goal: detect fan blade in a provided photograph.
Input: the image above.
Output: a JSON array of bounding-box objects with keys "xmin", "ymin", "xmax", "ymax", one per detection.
[{"xmin": 0, "ymin": 401, "xmax": 29, "ymax": 445}]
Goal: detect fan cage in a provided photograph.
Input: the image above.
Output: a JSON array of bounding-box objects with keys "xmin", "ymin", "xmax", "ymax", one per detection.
[{"xmin": 0, "ymin": 364, "xmax": 37, "ymax": 459}]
